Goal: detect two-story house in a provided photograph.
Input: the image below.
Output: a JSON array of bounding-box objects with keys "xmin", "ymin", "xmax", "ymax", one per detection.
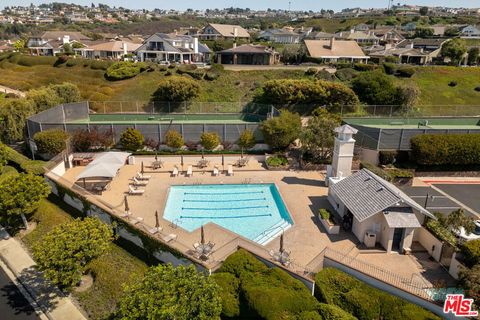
[
  {"xmin": 27, "ymin": 31, "xmax": 91, "ymax": 56},
  {"xmin": 460, "ymin": 25, "xmax": 480, "ymax": 38},
  {"xmin": 135, "ymin": 33, "xmax": 211, "ymax": 64},
  {"xmin": 198, "ymin": 23, "xmax": 250, "ymax": 40}
]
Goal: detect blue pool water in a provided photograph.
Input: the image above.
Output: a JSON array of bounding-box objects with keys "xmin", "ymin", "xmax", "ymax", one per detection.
[{"xmin": 163, "ymin": 184, "xmax": 293, "ymax": 245}]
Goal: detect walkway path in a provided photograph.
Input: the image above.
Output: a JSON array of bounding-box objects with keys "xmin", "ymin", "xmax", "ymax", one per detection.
[
  {"xmin": 0, "ymin": 227, "xmax": 87, "ymax": 320},
  {"xmin": 0, "ymin": 85, "xmax": 25, "ymax": 97}
]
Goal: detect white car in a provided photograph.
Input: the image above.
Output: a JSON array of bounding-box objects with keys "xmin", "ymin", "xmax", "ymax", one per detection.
[{"xmin": 453, "ymin": 220, "xmax": 480, "ymax": 241}]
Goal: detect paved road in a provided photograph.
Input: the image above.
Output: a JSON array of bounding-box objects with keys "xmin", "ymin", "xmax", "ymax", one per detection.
[
  {"xmin": 0, "ymin": 85, "xmax": 25, "ymax": 97},
  {"xmin": 0, "ymin": 268, "xmax": 38, "ymax": 320},
  {"xmin": 434, "ymin": 184, "xmax": 480, "ymax": 218}
]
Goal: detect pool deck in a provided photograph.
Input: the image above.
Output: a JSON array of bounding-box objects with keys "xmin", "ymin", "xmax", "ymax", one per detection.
[{"xmin": 57, "ymin": 155, "xmax": 454, "ymax": 287}]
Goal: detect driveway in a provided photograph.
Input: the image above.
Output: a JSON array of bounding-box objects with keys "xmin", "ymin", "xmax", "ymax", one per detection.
[
  {"xmin": 433, "ymin": 184, "xmax": 480, "ymax": 218},
  {"xmin": 0, "ymin": 268, "xmax": 38, "ymax": 320}
]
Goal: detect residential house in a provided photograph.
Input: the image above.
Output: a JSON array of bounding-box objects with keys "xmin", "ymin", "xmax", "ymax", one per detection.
[
  {"xmin": 27, "ymin": 31, "xmax": 91, "ymax": 56},
  {"xmin": 135, "ymin": 33, "xmax": 211, "ymax": 63},
  {"xmin": 307, "ymin": 31, "xmax": 336, "ymax": 40},
  {"xmin": 367, "ymin": 44, "xmax": 439, "ymax": 65},
  {"xmin": 258, "ymin": 28, "xmax": 302, "ymax": 44},
  {"xmin": 371, "ymin": 27, "xmax": 405, "ymax": 45},
  {"xmin": 396, "ymin": 38, "xmax": 447, "ymax": 52},
  {"xmin": 304, "ymin": 39, "xmax": 369, "ymax": 63},
  {"xmin": 75, "ymin": 40, "xmax": 142, "ymax": 60},
  {"xmin": 460, "ymin": 25, "xmax": 480, "ymax": 38},
  {"xmin": 335, "ymin": 30, "xmax": 379, "ymax": 45},
  {"xmin": 354, "ymin": 23, "xmax": 370, "ymax": 32},
  {"xmin": 199, "ymin": 23, "xmax": 250, "ymax": 40},
  {"xmin": 216, "ymin": 44, "xmax": 279, "ymax": 65},
  {"xmin": 328, "ymin": 168, "xmax": 435, "ymax": 253}
]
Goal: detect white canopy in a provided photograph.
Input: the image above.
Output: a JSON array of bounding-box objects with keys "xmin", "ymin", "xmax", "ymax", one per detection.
[{"xmin": 76, "ymin": 152, "xmax": 131, "ymax": 180}]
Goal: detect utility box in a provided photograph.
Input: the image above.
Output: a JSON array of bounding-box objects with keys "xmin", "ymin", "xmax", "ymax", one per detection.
[
  {"xmin": 128, "ymin": 156, "xmax": 135, "ymax": 165},
  {"xmin": 364, "ymin": 231, "xmax": 376, "ymax": 248}
]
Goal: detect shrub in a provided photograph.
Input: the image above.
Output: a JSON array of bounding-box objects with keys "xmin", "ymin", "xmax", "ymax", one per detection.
[
  {"xmin": 475, "ymin": 86, "xmax": 480, "ymax": 92},
  {"xmin": 238, "ymin": 129, "xmax": 256, "ymax": 152},
  {"xmin": 315, "ymin": 70, "xmax": 336, "ymax": 81},
  {"xmin": 318, "ymin": 303, "xmax": 355, "ymax": 320},
  {"xmin": 209, "ymin": 63, "xmax": 224, "ymax": 73},
  {"xmin": 204, "ymin": 71, "xmax": 220, "ymax": 81},
  {"xmin": 335, "ymin": 68, "xmax": 358, "ymax": 82},
  {"xmin": 66, "ymin": 59, "xmax": 81, "ymax": 67},
  {"xmin": 211, "ymin": 272, "xmax": 240, "ymax": 318},
  {"xmin": 351, "ymin": 71, "xmax": 399, "ymax": 105},
  {"xmin": 218, "ymin": 249, "xmax": 268, "ymax": 277},
  {"xmin": 386, "ymin": 168, "xmax": 414, "ymax": 179},
  {"xmin": 425, "ymin": 218, "xmax": 457, "ymax": 247},
  {"xmin": 382, "ymin": 62, "xmax": 397, "ymax": 75},
  {"xmin": 26, "ymin": 87, "xmax": 63, "ymax": 112},
  {"xmin": 261, "ymin": 110, "xmax": 302, "ymax": 150},
  {"xmin": 152, "ymin": 76, "xmax": 200, "ymax": 102},
  {"xmin": 119, "ymin": 127, "xmax": 144, "ymax": 151},
  {"xmin": 411, "ymin": 134, "xmax": 480, "ymax": 166},
  {"xmin": 396, "ymin": 84, "xmax": 420, "ymax": 108},
  {"xmin": 448, "ymin": 81, "xmax": 457, "ymax": 87},
  {"xmin": 17, "ymin": 55, "xmax": 56, "ymax": 67},
  {"xmin": 49, "ymin": 82, "xmax": 81, "ymax": 103},
  {"xmin": 385, "ymin": 56, "xmax": 400, "ymax": 63},
  {"xmin": 176, "ymin": 64, "xmax": 198, "ymax": 74},
  {"xmin": 353, "ymin": 63, "xmax": 377, "ymax": 72},
  {"xmin": 318, "ymin": 208, "xmax": 330, "ymax": 220},
  {"xmin": 105, "ymin": 61, "xmax": 147, "ymax": 80},
  {"xmin": 158, "ymin": 66, "xmax": 167, "ymax": 72},
  {"xmin": 360, "ymin": 161, "xmax": 392, "ymax": 181},
  {"xmin": 396, "ymin": 66, "xmax": 416, "ymax": 78},
  {"xmin": 458, "ymin": 265, "xmax": 480, "ymax": 309},
  {"xmin": 33, "ymin": 129, "xmax": 68, "ymax": 155},
  {"xmin": 266, "ymin": 155, "xmax": 289, "ymax": 167},
  {"xmin": 379, "ymin": 150, "xmax": 397, "ymax": 165},
  {"xmin": 164, "ymin": 130, "xmax": 184, "ymax": 149},
  {"xmin": 305, "ymin": 67, "xmax": 318, "ymax": 75},
  {"xmin": 200, "ymin": 132, "xmax": 221, "ymax": 150},
  {"xmin": 461, "ymin": 239, "xmax": 480, "ymax": 268},
  {"xmin": 90, "ymin": 60, "xmax": 111, "ymax": 70},
  {"xmin": 71, "ymin": 128, "xmax": 114, "ymax": 152}
]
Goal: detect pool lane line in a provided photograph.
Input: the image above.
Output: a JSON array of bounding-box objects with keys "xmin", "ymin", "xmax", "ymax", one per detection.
[
  {"xmin": 179, "ymin": 213, "xmax": 272, "ymax": 219},
  {"xmin": 181, "ymin": 205, "xmax": 269, "ymax": 210},
  {"xmin": 183, "ymin": 198, "xmax": 267, "ymax": 202},
  {"xmin": 183, "ymin": 191, "xmax": 264, "ymax": 195}
]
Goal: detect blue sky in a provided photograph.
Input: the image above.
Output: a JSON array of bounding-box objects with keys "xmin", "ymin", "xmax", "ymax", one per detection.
[{"xmin": 0, "ymin": 0, "xmax": 478, "ymax": 11}]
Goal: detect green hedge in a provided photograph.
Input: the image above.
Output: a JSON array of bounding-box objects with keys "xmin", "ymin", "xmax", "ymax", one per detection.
[
  {"xmin": 411, "ymin": 134, "xmax": 480, "ymax": 166},
  {"xmin": 210, "ymin": 272, "xmax": 240, "ymax": 318},
  {"xmin": 460, "ymin": 239, "xmax": 480, "ymax": 268},
  {"xmin": 318, "ymin": 303, "xmax": 356, "ymax": 320},
  {"xmin": 105, "ymin": 61, "xmax": 147, "ymax": 80},
  {"xmin": 3, "ymin": 144, "xmax": 45, "ymax": 175},
  {"xmin": 315, "ymin": 268, "xmax": 440, "ymax": 320}
]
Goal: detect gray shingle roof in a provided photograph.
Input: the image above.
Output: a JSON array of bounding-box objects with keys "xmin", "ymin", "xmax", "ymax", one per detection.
[{"xmin": 330, "ymin": 169, "xmax": 435, "ymax": 222}]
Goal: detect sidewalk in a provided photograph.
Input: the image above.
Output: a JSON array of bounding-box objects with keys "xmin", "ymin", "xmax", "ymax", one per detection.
[
  {"xmin": 0, "ymin": 84, "xmax": 25, "ymax": 97},
  {"xmin": 0, "ymin": 228, "xmax": 87, "ymax": 320}
]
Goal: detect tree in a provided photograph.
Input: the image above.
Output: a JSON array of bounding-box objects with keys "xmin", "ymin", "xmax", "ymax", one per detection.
[
  {"xmin": 445, "ymin": 209, "xmax": 476, "ymax": 236},
  {"xmin": 165, "ymin": 130, "xmax": 184, "ymax": 149},
  {"xmin": 0, "ymin": 173, "xmax": 50, "ymax": 228},
  {"xmin": 468, "ymin": 47, "xmax": 479, "ymax": 66},
  {"xmin": 395, "ymin": 84, "xmax": 420, "ymax": 109},
  {"xmin": 419, "ymin": 6, "xmax": 429, "ymax": 16},
  {"xmin": 33, "ymin": 129, "xmax": 69, "ymax": 155},
  {"xmin": 26, "ymin": 87, "xmax": 62, "ymax": 112},
  {"xmin": 261, "ymin": 110, "xmax": 302, "ymax": 150},
  {"xmin": 413, "ymin": 27, "xmax": 433, "ymax": 38},
  {"xmin": 13, "ymin": 39, "xmax": 25, "ymax": 51},
  {"xmin": 71, "ymin": 128, "xmax": 114, "ymax": 152},
  {"xmin": 152, "ymin": 76, "xmax": 200, "ymax": 102},
  {"xmin": 461, "ymin": 240, "xmax": 480, "ymax": 268},
  {"xmin": 120, "ymin": 127, "xmax": 144, "ymax": 151},
  {"xmin": 118, "ymin": 264, "xmax": 222, "ymax": 320},
  {"xmin": 49, "ymin": 82, "xmax": 82, "ymax": 103},
  {"xmin": 441, "ymin": 38, "xmax": 467, "ymax": 65},
  {"xmin": 237, "ymin": 129, "xmax": 256, "ymax": 155},
  {"xmin": 0, "ymin": 99, "xmax": 36, "ymax": 142},
  {"xmin": 200, "ymin": 132, "xmax": 221, "ymax": 150},
  {"xmin": 33, "ymin": 217, "xmax": 114, "ymax": 288},
  {"xmin": 281, "ymin": 44, "xmax": 306, "ymax": 64},
  {"xmin": 459, "ymin": 265, "xmax": 480, "ymax": 308},
  {"xmin": 351, "ymin": 71, "xmax": 399, "ymax": 105},
  {"xmin": 300, "ymin": 109, "xmax": 341, "ymax": 163}
]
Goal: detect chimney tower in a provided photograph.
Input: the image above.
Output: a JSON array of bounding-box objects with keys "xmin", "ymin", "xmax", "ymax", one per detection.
[{"xmin": 331, "ymin": 124, "xmax": 358, "ymax": 179}]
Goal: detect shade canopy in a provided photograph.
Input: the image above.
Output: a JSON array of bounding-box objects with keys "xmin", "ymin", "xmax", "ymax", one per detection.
[{"xmin": 76, "ymin": 152, "xmax": 131, "ymax": 180}]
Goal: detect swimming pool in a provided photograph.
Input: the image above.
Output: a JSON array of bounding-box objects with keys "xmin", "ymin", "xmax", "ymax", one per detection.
[{"xmin": 163, "ymin": 184, "xmax": 293, "ymax": 245}]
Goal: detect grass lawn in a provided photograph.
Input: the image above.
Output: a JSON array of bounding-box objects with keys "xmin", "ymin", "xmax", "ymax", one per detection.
[{"xmin": 22, "ymin": 197, "xmax": 148, "ymax": 319}]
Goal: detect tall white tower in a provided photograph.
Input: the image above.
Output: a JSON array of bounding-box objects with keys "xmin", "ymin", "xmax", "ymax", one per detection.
[{"xmin": 331, "ymin": 124, "xmax": 358, "ymax": 178}]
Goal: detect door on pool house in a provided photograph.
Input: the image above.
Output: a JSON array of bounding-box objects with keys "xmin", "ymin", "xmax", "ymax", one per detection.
[{"xmin": 392, "ymin": 228, "xmax": 405, "ymax": 252}]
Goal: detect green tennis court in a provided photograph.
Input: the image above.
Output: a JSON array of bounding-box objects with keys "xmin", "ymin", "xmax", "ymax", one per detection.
[{"xmin": 344, "ymin": 117, "xmax": 480, "ymax": 129}]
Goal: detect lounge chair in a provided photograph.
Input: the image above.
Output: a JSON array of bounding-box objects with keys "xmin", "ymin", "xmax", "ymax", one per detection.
[
  {"xmin": 227, "ymin": 165, "xmax": 234, "ymax": 176},
  {"xmin": 129, "ymin": 185, "xmax": 145, "ymax": 195},
  {"xmin": 136, "ymin": 172, "xmax": 151, "ymax": 180},
  {"xmin": 133, "ymin": 177, "xmax": 148, "ymax": 186},
  {"xmin": 172, "ymin": 166, "xmax": 179, "ymax": 177},
  {"xmin": 186, "ymin": 165, "xmax": 193, "ymax": 177},
  {"xmin": 148, "ymin": 227, "xmax": 161, "ymax": 234},
  {"xmin": 213, "ymin": 166, "xmax": 219, "ymax": 176},
  {"xmin": 163, "ymin": 233, "xmax": 177, "ymax": 243},
  {"xmin": 132, "ymin": 217, "xmax": 144, "ymax": 224}
]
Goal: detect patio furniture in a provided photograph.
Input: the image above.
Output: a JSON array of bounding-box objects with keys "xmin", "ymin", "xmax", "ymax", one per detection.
[
  {"xmin": 163, "ymin": 233, "xmax": 177, "ymax": 243},
  {"xmin": 129, "ymin": 185, "xmax": 145, "ymax": 195},
  {"xmin": 151, "ymin": 160, "xmax": 163, "ymax": 170},
  {"xmin": 227, "ymin": 165, "xmax": 234, "ymax": 176},
  {"xmin": 213, "ymin": 166, "xmax": 219, "ymax": 176},
  {"xmin": 133, "ymin": 177, "xmax": 148, "ymax": 186},
  {"xmin": 236, "ymin": 158, "xmax": 249, "ymax": 167},
  {"xmin": 132, "ymin": 217, "xmax": 144, "ymax": 224},
  {"xmin": 148, "ymin": 227, "xmax": 162, "ymax": 234},
  {"xmin": 172, "ymin": 166, "xmax": 179, "ymax": 177},
  {"xmin": 186, "ymin": 165, "xmax": 193, "ymax": 177},
  {"xmin": 136, "ymin": 172, "xmax": 151, "ymax": 180}
]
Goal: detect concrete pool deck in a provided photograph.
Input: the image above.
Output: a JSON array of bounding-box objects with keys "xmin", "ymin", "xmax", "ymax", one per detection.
[{"xmin": 57, "ymin": 155, "xmax": 454, "ymax": 287}]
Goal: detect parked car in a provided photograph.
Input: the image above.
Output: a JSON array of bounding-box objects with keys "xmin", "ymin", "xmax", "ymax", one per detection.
[{"xmin": 453, "ymin": 220, "xmax": 480, "ymax": 241}]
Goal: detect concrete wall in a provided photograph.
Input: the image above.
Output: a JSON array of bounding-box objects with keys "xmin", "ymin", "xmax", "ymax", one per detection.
[
  {"xmin": 402, "ymin": 227, "xmax": 415, "ymax": 251},
  {"xmin": 448, "ymin": 252, "xmax": 463, "ymax": 280},
  {"xmin": 417, "ymin": 227, "xmax": 443, "ymax": 262},
  {"xmin": 352, "ymin": 214, "xmax": 384, "ymax": 246}
]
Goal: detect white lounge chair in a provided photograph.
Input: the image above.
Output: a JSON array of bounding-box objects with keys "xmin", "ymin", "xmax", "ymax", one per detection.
[
  {"xmin": 186, "ymin": 165, "xmax": 193, "ymax": 177},
  {"xmin": 172, "ymin": 166, "xmax": 179, "ymax": 177},
  {"xmin": 227, "ymin": 165, "xmax": 234, "ymax": 176},
  {"xmin": 129, "ymin": 185, "xmax": 145, "ymax": 195},
  {"xmin": 133, "ymin": 177, "xmax": 148, "ymax": 186},
  {"xmin": 136, "ymin": 172, "xmax": 151, "ymax": 180},
  {"xmin": 132, "ymin": 217, "xmax": 144, "ymax": 224},
  {"xmin": 148, "ymin": 227, "xmax": 161, "ymax": 234},
  {"xmin": 213, "ymin": 166, "xmax": 219, "ymax": 176},
  {"xmin": 163, "ymin": 233, "xmax": 177, "ymax": 243}
]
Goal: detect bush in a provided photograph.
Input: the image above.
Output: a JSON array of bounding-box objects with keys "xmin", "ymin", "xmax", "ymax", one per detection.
[
  {"xmin": 382, "ymin": 62, "xmax": 397, "ymax": 75},
  {"xmin": 461, "ymin": 239, "xmax": 480, "ymax": 268},
  {"xmin": 200, "ymin": 132, "xmax": 221, "ymax": 150},
  {"xmin": 152, "ymin": 76, "xmax": 200, "ymax": 102},
  {"xmin": 385, "ymin": 56, "xmax": 400, "ymax": 63},
  {"xmin": 458, "ymin": 265, "xmax": 480, "ymax": 309},
  {"xmin": 335, "ymin": 68, "xmax": 358, "ymax": 82},
  {"xmin": 475, "ymin": 86, "xmax": 480, "ymax": 92},
  {"xmin": 66, "ymin": 59, "xmax": 81, "ymax": 67},
  {"xmin": 318, "ymin": 208, "xmax": 330, "ymax": 220},
  {"xmin": 26, "ymin": 87, "xmax": 63, "ymax": 112},
  {"xmin": 379, "ymin": 151, "xmax": 397, "ymax": 165},
  {"xmin": 315, "ymin": 70, "xmax": 336, "ymax": 81},
  {"xmin": 119, "ymin": 127, "xmax": 144, "ymax": 151},
  {"xmin": 33, "ymin": 129, "xmax": 68, "ymax": 155},
  {"xmin": 17, "ymin": 55, "xmax": 56, "ymax": 67},
  {"xmin": 360, "ymin": 161, "xmax": 392, "ymax": 181},
  {"xmin": 425, "ymin": 218, "xmax": 457, "ymax": 247},
  {"xmin": 448, "ymin": 81, "xmax": 457, "ymax": 87},
  {"xmin": 266, "ymin": 155, "xmax": 289, "ymax": 167},
  {"xmin": 49, "ymin": 82, "xmax": 81, "ymax": 103},
  {"xmin": 105, "ymin": 61, "xmax": 147, "ymax": 80},
  {"xmin": 71, "ymin": 128, "xmax": 114, "ymax": 152},
  {"xmin": 218, "ymin": 249, "xmax": 268, "ymax": 277},
  {"xmin": 353, "ymin": 63, "xmax": 377, "ymax": 72},
  {"xmin": 90, "ymin": 60, "xmax": 111, "ymax": 70},
  {"xmin": 305, "ymin": 67, "xmax": 317, "ymax": 75},
  {"xmin": 318, "ymin": 303, "xmax": 355, "ymax": 320},
  {"xmin": 204, "ymin": 71, "xmax": 220, "ymax": 81},
  {"xmin": 351, "ymin": 71, "xmax": 399, "ymax": 105},
  {"xmin": 411, "ymin": 134, "xmax": 480, "ymax": 166},
  {"xmin": 396, "ymin": 66, "xmax": 416, "ymax": 78},
  {"xmin": 211, "ymin": 272, "xmax": 240, "ymax": 318},
  {"xmin": 164, "ymin": 130, "xmax": 184, "ymax": 149},
  {"xmin": 261, "ymin": 110, "xmax": 302, "ymax": 150}
]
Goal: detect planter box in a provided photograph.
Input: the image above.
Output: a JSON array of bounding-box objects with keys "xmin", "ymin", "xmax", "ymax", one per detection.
[{"xmin": 319, "ymin": 217, "xmax": 340, "ymax": 235}]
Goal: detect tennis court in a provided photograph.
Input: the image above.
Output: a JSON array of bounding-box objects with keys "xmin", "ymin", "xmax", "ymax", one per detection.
[{"xmin": 344, "ymin": 117, "xmax": 480, "ymax": 129}]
